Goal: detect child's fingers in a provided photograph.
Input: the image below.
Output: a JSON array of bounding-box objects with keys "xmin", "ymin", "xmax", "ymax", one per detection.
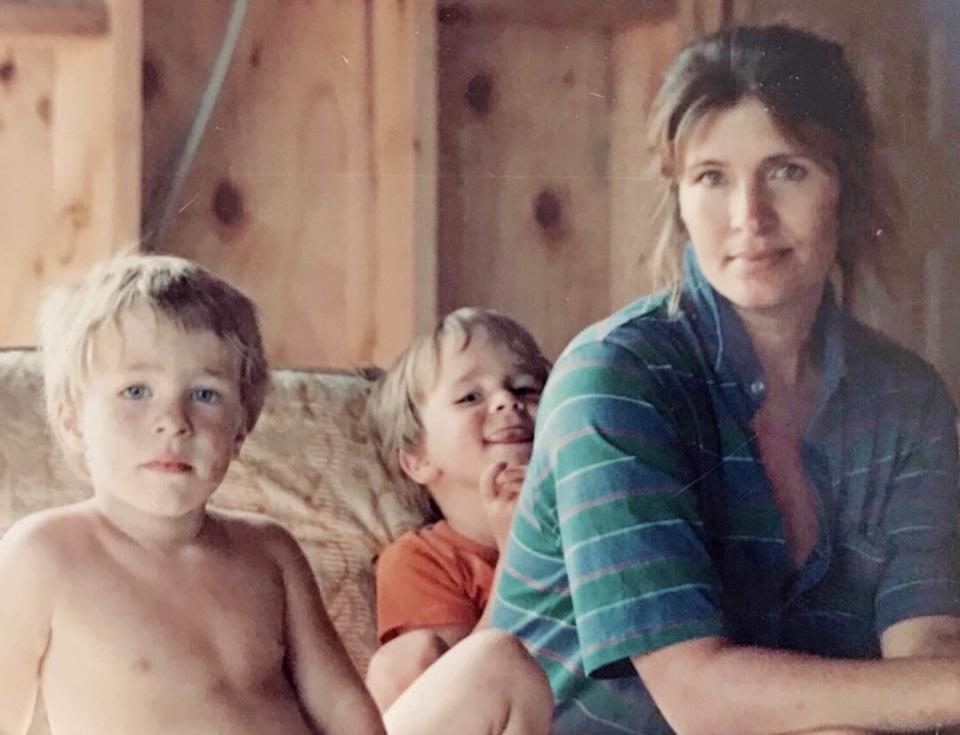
[
  {"xmin": 496, "ymin": 466, "xmax": 527, "ymax": 496},
  {"xmin": 480, "ymin": 461, "xmax": 508, "ymax": 500}
]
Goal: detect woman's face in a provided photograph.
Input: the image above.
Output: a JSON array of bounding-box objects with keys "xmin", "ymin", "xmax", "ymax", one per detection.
[{"xmin": 677, "ymin": 97, "xmax": 841, "ymax": 317}]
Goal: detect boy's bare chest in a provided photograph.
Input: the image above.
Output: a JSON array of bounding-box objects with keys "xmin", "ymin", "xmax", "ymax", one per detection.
[{"xmin": 48, "ymin": 546, "xmax": 287, "ymax": 697}]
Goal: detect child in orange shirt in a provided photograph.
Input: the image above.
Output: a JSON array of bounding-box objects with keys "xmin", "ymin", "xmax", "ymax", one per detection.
[{"xmin": 366, "ymin": 307, "xmax": 551, "ymax": 712}]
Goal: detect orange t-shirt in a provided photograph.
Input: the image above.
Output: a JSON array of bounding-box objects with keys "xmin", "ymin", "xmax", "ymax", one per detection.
[{"xmin": 375, "ymin": 520, "xmax": 498, "ymax": 643}]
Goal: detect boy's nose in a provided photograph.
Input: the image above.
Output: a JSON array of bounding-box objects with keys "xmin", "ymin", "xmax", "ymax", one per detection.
[
  {"xmin": 491, "ymin": 389, "xmax": 523, "ymax": 413},
  {"xmin": 731, "ymin": 179, "xmax": 776, "ymax": 235},
  {"xmin": 154, "ymin": 400, "xmax": 192, "ymax": 435}
]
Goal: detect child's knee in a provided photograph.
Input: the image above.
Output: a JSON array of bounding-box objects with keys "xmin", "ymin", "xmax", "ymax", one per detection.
[
  {"xmin": 367, "ymin": 630, "xmax": 448, "ymax": 685},
  {"xmin": 461, "ymin": 630, "xmax": 549, "ymax": 688}
]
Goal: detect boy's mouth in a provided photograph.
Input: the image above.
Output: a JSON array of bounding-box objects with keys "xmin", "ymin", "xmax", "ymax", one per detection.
[
  {"xmin": 142, "ymin": 458, "xmax": 193, "ymax": 473},
  {"xmin": 485, "ymin": 426, "xmax": 533, "ymax": 444}
]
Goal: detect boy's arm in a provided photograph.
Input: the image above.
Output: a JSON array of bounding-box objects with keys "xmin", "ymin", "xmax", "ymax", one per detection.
[
  {"xmin": 0, "ymin": 518, "xmax": 55, "ymax": 735},
  {"xmin": 267, "ymin": 524, "xmax": 386, "ymax": 735},
  {"xmin": 473, "ymin": 460, "xmax": 524, "ymax": 632}
]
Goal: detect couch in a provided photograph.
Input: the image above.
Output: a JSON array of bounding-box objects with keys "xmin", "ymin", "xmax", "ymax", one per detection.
[{"xmin": 0, "ymin": 348, "xmax": 433, "ymax": 735}]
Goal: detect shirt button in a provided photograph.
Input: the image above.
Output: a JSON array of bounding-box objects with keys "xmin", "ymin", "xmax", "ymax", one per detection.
[{"xmin": 749, "ymin": 380, "xmax": 765, "ymax": 395}]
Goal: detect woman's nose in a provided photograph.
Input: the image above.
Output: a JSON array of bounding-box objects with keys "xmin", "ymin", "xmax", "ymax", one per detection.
[{"xmin": 731, "ymin": 179, "xmax": 776, "ymax": 235}]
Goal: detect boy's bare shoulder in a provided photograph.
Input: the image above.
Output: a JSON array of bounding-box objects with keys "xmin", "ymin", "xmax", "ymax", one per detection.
[
  {"xmin": 207, "ymin": 507, "xmax": 303, "ymax": 557},
  {"xmin": 0, "ymin": 500, "xmax": 101, "ymax": 592},
  {"xmin": 0, "ymin": 500, "xmax": 99, "ymax": 559}
]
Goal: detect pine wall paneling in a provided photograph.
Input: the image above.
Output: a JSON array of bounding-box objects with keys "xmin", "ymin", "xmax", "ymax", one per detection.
[
  {"xmin": 143, "ymin": 0, "xmax": 437, "ymax": 368},
  {"xmin": 0, "ymin": 0, "xmax": 141, "ymax": 349}
]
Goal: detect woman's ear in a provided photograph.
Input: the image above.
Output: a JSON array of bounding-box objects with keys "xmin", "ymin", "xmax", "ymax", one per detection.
[
  {"xmin": 232, "ymin": 427, "xmax": 247, "ymax": 458},
  {"xmin": 398, "ymin": 447, "xmax": 440, "ymax": 487}
]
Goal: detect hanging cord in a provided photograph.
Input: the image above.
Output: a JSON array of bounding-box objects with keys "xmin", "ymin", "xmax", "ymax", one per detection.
[{"xmin": 141, "ymin": 0, "xmax": 250, "ymax": 249}]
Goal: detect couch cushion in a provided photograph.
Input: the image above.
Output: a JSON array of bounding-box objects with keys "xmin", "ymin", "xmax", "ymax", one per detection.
[{"xmin": 0, "ymin": 348, "xmax": 431, "ymax": 733}]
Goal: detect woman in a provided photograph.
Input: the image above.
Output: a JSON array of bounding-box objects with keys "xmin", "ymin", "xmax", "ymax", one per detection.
[{"xmin": 492, "ymin": 25, "xmax": 960, "ymax": 735}]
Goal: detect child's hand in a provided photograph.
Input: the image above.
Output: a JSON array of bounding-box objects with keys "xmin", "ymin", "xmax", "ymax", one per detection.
[{"xmin": 480, "ymin": 461, "xmax": 526, "ymax": 552}]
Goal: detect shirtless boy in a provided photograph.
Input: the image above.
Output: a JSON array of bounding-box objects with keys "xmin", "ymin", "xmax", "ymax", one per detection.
[{"xmin": 0, "ymin": 253, "xmax": 385, "ymax": 735}]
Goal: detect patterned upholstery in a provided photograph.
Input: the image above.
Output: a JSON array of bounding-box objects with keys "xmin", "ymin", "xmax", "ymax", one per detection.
[{"xmin": 0, "ymin": 349, "xmax": 432, "ymax": 735}]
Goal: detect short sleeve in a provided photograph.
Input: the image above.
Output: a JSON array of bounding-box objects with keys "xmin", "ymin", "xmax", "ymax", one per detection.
[
  {"xmin": 375, "ymin": 532, "xmax": 480, "ymax": 643},
  {"xmin": 545, "ymin": 341, "xmax": 726, "ymax": 678},
  {"xmin": 877, "ymin": 375, "xmax": 960, "ymax": 632}
]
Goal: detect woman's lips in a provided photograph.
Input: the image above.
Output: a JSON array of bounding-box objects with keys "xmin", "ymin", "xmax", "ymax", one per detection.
[{"xmin": 728, "ymin": 248, "xmax": 790, "ymax": 272}]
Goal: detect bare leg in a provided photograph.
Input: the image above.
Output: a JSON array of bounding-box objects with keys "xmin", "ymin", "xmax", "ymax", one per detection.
[
  {"xmin": 384, "ymin": 629, "xmax": 553, "ymax": 735},
  {"xmin": 366, "ymin": 630, "xmax": 449, "ymax": 712}
]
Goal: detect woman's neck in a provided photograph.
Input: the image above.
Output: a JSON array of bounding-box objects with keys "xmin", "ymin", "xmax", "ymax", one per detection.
[{"xmin": 733, "ymin": 297, "xmax": 822, "ymax": 392}]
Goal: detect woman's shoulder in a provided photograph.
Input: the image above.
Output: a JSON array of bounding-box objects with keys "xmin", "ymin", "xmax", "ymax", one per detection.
[
  {"xmin": 558, "ymin": 291, "xmax": 698, "ymax": 370},
  {"xmin": 842, "ymin": 314, "xmax": 952, "ymax": 401},
  {"xmin": 844, "ymin": 315, "xmax": 941, "ymax": 378}
]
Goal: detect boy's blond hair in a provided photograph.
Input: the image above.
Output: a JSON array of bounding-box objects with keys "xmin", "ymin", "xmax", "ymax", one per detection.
[
  {"xmin": 39, "ymin": 251, "xmax": 269, "ymax": 461},
  {"xmin": 368, "ymin": 307, "xmax": 551, "ymax": 481}
]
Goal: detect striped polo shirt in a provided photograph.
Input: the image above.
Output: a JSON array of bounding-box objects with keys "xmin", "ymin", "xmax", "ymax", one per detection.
[{"xmin": 491, "ymin": 249, "xmax": 960, "ymax": 734}]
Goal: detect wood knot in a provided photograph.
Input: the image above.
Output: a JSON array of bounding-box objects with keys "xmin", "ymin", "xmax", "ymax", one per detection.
[
  {"xmin": 142, "ymin": 58, "xmax": 161, "ymax": 104},
  {"xmin": 465, "ymin": 71, "xmax": 494, "ymax": 115},
  {"xmin": 212, "ymin": 179, "xmax": 244, "ymax": 227},
  {"xmin": 533, "ymin": 188, "xmax": 568, "ymax": 243},
  {"xmin": 0, "ymin": 59, "xmax": 16, "ymax": 84},
  {"xmin": 36, "ymin": 96, "xmax": 51, "ymax": 123}
]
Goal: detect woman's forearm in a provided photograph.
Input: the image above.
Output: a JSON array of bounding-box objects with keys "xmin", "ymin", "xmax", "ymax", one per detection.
[{"xmin": 634, "ymin": 637, "xmax": 960, "ymax": 735}]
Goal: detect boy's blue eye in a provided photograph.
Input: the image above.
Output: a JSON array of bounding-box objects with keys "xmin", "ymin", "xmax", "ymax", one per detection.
[
  {"xmin": 120, "ymin": 384, "xmax": 151, "ymax": 400},
  {"xmin": 191, "ymin": 387, "xmax": 221, "ymax": 405}
]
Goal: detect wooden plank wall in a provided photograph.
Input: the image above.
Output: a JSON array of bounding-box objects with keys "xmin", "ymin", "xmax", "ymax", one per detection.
[
  {"xmin": 436, "ymin": 0, "xmax": 684, "ymax": 360},
  {"xmin": 0, "ymin": 0, "xmax": 141, "ymax": 349},
  {"xmin": 143, "ymin": 0, "xmax": 437, "ymax": 369}
]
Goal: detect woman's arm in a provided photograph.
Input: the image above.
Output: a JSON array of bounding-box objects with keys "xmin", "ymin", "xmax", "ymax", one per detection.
[{"xmin": 633, "ymin": 635, "xmax": 960, "ymax": 735}]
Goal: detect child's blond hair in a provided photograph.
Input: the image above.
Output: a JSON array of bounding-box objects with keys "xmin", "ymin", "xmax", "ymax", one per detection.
[
  {"xmin": 368, "ymin": 307, "xmax": 551, "ymax": 480},
  {"xmin": 39, "ymin": 251, "xmax": 269, "ymax": 461}
]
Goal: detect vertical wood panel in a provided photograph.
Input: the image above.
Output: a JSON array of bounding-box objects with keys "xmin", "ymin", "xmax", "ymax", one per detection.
[
  {"xmin": 0, "ymin": 44, "xmax": 55, "ymax": 346},
  {"xmin": 437, "ymin": 18, "xmax": 612, "ymax": 359},
  {"xmin": 368, "ymin": 0, "xmax": 438, "ymax": 365},
  {"xmin": 0, "ymin": 0, "xmax": 141, "ymax": 350},
  {"xmin": 145, "ymin": 0, "xmax": 436, "ymax": 368}
]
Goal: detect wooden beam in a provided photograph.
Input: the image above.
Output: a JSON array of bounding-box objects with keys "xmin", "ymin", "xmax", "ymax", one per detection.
[
  {"xmin": 0, "ymin": 1, "xmax": 108, "ymax": 39},
  {"xmin": 438, "ymin": 0, "xmax": 676, "ymax": 31}
]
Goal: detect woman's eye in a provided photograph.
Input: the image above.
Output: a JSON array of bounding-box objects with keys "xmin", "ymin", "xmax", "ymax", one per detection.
[
  {"xmin": 694, "ymin": 169, "xmax": 725, "ymax": 187},
  {"xmin": 120, "ymin": 384, "xmax": 150, "ymax": 400},
  {"xmin": 770, "ymin": 161, "xmax": 807, "ymax": 182},
  {"xmin": 191, "ymin": 388, "xmax": 221, "ymax": 405},
  {"xmin": 456, "ymin": 391, "xmax": 480, "ymax": 405}
]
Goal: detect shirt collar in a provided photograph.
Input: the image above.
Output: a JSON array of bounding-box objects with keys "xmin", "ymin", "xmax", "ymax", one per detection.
[{"xmin": 680, "ymin": 246, "xmax": 846, "ymax": 415}]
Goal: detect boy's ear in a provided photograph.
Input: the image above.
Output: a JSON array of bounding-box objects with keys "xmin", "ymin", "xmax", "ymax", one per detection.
[
  {"xmin": 398, "ymin": 447, "xmax": 440, "ymax": 486},
  {"xmin": 60, "ymin": 407, "xmax": 85, "ymax": 456}
]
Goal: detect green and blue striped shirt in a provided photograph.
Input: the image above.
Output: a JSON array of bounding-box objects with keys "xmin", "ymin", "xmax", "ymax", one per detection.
[{"xmin": 491, "ymin": 250, "xmax": 960, "ymax": 734}]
